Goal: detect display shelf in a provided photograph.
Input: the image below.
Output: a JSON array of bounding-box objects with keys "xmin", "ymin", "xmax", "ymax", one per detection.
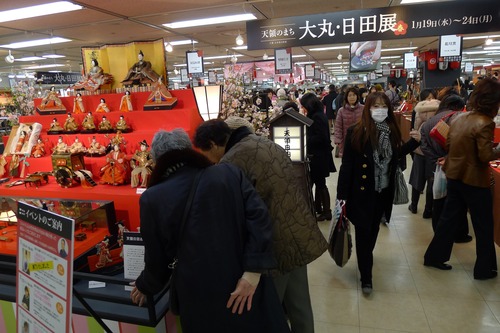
[{"xmin": 3, "ymin": 89, "xmax": 203, "ymax": 232}]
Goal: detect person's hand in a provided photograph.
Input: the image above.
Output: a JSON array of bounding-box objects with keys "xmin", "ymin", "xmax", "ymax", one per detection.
[
  {"xmin": 226, "ymin": 273, "xmax": 260, "ymax": 315},
  {"xmin": 437, "ymin": 157, "xmax": 446, "ymax": 166},
  {"xmin": 409, "ymin": 129, "xmax": 421, "ymax": 142},
  {"xmin": 130, "ymin": 281, "xmax": 147, "ymax": 307}
]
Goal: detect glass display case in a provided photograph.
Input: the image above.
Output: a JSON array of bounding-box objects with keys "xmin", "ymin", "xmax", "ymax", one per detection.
[{"xmin": 0, "ymin": 196, "xmax": 116, "ymax": 271}]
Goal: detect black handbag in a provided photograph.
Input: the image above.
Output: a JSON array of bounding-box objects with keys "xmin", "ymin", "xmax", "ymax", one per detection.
[
  {"xmin": 168, "ymin": 171, "xmax": 203, "ymax": 315},
  {"xmin": 328, "ymin": 200, "xmax": 352, "ymax": 267}
]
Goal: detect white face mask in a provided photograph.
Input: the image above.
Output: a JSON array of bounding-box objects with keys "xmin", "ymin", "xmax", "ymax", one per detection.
[{"xmin": 370, "ymin": 107, "xmax": 388, "ymax": 123}]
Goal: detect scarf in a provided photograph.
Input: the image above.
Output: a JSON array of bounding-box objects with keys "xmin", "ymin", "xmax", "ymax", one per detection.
[{"xmin": 373, "ymin": 121, "xmax": 392, "ymax": 171}]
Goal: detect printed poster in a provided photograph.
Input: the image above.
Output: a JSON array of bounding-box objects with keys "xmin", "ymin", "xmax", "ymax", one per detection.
[{"xmin": 16, "ymin": 202, "xmax": 74, "ymax": 333}]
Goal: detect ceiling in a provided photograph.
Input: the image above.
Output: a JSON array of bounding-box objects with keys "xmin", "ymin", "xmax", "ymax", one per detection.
[{"xmin": 0, "ymin": 0, "xmax": 498, "ymax": 81}]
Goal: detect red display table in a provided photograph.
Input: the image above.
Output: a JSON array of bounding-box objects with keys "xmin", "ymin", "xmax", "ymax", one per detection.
[{"xmin": 1, "ymin": 89, "xmax": 203, "ymax": 231}]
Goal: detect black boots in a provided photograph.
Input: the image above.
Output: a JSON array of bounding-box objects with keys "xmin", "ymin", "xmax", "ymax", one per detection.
[
  {"xmin": 422, "ymin": 190, "xmax": 433, "ymax": 219},
  {"xmin": 315, "ymin": 187, "xmax": 332, "ymax": 222},
  {"xmin": 408, "ymin": 187, "xmax": 419, "ymax": 214}
]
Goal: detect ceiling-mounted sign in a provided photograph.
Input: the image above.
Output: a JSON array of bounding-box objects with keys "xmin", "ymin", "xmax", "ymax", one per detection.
[
  {"xmin": 246, "ymin": 0, "xmax": 500, "ymax": 50},
  {"xmin": 275, "ymin": 48, "xmax": 292, "ymax": 74},
  {"xmin": 186, "ymin": 50, "xmax": 204, "ymax": 77},
  {"xmin": 465, "ymin": 62, "xmax": 474, "ymax": 72},
  {"xmin": 36, "ymin": 72, "xmax": 81, "ymax": 85},
  {"xmin": 404, "ymin": 52, "xmax": 418, "ymax": 69},
  {"xmin": 314, "ymin": 68, "xmax": 321, "ymax": 80},
  {"xmin": 180, "ymin": 68, "xmax": 189, "ymax": 83},
  {"xmin": 439, "ymin": 34, "xmax": 462, "ymax": 59},
  {"xmin": 305, "ymin": 64, "xmax": 315, "ymax": 78}
]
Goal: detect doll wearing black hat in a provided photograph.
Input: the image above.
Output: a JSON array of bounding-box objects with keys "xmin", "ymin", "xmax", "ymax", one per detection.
[{"xmin": 130, "ymin": 140, "xmax": 154, "ymax": 188}]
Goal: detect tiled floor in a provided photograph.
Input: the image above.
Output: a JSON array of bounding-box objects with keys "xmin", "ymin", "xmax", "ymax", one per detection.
[{"xmin": 310, "ymin": 157, "xmax": 500, "ymax": 333}]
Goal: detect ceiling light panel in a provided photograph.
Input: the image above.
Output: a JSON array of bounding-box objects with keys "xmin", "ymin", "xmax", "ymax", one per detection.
[
  {"xmin": 0, "ymin": 1, "xmax": 82, "ymax": 23},
  {"xmin": 0, "ymin": 37, "xmax": 71, "ymax": 49},
  {"xmin": 163, "ymin": 14, "xmax": 257, "ymax": 29}
]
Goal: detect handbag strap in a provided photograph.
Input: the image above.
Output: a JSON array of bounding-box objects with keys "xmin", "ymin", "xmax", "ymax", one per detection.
[
  {"xmin": 171, "ymin": 170, "xmax": 203, "ymax": 267},
  {"xmin": 179, "ymin": 170, "xmax": 203, "ymax": 244},
  {"xmin": 439, "ymin": 111, "xmax": 457, "ymax": 124}
]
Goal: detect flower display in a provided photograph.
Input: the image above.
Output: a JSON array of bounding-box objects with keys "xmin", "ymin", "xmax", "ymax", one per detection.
[
  {"xmin": 12, "ymin": 80, "xmax": 37, "ymax": 116},
  {"xmin": 220, "ymin": 64, "xmax": 274, "ymax": 137}
]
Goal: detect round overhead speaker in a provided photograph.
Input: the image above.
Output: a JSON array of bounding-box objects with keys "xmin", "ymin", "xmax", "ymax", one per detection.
[{"xmin": 5, "ymin": 50, "xmax": 14, "ymax": 64}]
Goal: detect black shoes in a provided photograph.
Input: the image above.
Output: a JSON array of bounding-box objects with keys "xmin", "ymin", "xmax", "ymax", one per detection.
[
  {"xmin": 408, "ymin": 204, "xmax": 417, "ymax": 214},
  {"xmin": 422, "ymin": 210, "xmax": 432, "ymax": 219},
  {"xmin": 454, "ymin": 235, "xmax": 473, "ymax": 243},
  {"xmin": 316, "ymin": 210, "xmax": 332, "ymax": 222},
  {"xmin": 424, "ymin": 261, "xmax": 453, "ymax": 270},
  {"xmin": 474, "ymin": 271, "xmax": 498, "ymax": 280},
  {"xmin": 361, "ymin": 283, "xmax": 373, "ymax": 295}
]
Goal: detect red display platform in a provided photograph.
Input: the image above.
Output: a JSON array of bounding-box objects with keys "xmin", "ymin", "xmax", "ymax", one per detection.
[
  {"xmin": 495, "ymin": 127, "xmax": 500, "ymax": 143},
  {"xmin": 1, "ymin": 89, "xmax": 204, "ymax": 231}
]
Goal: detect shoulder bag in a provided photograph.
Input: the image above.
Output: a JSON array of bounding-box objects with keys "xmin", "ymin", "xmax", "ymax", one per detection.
[
  {"xmin": 429, "ymin": 112, "xmax": 457, "ymax": 148},
  {"xmin": 393, "ymin": 166, "xmax": 409, "ymax": 205}
]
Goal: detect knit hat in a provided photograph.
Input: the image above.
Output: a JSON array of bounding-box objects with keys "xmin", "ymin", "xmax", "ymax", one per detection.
[
  {"xmin": 224, "ymin": 116, "xmax": 255, "ymax": 133},
  {"xmin": 151, "ymin": 128, "xmax": 192, "ymax": 162}
]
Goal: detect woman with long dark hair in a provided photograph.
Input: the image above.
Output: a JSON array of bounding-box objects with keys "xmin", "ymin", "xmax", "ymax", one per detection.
[
  {"xmin": 337, "ymin": 92, "xmax": 420, "ymax": 294},
  {"xmin": 301, "ymin": 92, "xmax": 336, "ymax": 221}
]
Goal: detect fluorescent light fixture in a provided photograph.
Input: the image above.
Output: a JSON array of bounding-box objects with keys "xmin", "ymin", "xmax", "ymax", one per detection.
[
  {"xmin": 16, "ymin": 56, "xmax": 45, "ymax": 62},
  {"xmin": 309, "ymin": 45, "xmax": 349, "ymax": 51},
  {"xmin": 48, "ymin": 70, "xmax": 62, "ymax": 73},
  {"xmin": 163, "ymin": 13, "xmax": 257, "ymax": 29},
  {"xmin": 295, "ymin": 61, "xmax": 316, "ymax": 65},
  {"xmin": 173, "ymin": 64, "xmax": 187, "ymax": 67},
  {"xmin": 484, "ymin": 46, "xmax": 500, "ymax": 50},
  {"xmin": 24, "ymin": 64, "xmax": 65, "ymax": 69},
  {"xmin": 42, "ymin": 54, "xmax": 65, "ymax": 59},
  {"xmin": 0, "ymin": 1, "xmax": 82, "ymax": 23},
  {"xmin": 169, "ymin": 40, "xmax": 198, "ymax": 46},
  {"xmin": 204, "ymin": 54, "xmax": 242, "ymax": 60},
  {"xmin": 463, "ymin": 50, "xmax": 491, "ymax": 55},
  {"xmin": 0, "ymin": 37, "xmax": 71, "ymax": 49},
  {"xmin": 381, "ymin": 56, "xmax": 402, "ymax": 59},
  {"xmin": 463, "ymin": 34, "xmax": 500, "ymax": 40},
  {"xmin": 323, "ymin": 62, "xmax": 344, "ymax": 65},
  {"xmin": 292, "ymin": 55, "xmax": 307, "ymax": 58},
  {"xmin": 381, "ymin": 47, "xmax": 417, "ymax": 52},
  {"xmin": 232, "ymin": 46, "xmax": 247, "ymax": 50}
]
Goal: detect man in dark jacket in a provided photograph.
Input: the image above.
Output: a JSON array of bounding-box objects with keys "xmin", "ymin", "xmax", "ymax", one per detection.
[{"xmin": 195, "ymin": 118, "xmax": 328, "ymax": 333}]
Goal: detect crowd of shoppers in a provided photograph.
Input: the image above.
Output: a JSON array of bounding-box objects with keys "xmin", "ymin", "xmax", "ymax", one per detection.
[{"xmin": 129, "ymin": 77, "xmax": 500, "ymax": 332}]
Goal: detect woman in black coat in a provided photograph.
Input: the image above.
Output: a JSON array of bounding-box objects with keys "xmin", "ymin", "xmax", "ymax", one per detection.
[
  {"xmin": 337, "ymin": 92, "xmax": 420, "ymax": 295},
  {"xmin": 301, "ymin": 92, "xmax": 336, "ymax": 221},
  {"xmin": 130, "ymin": 129, "xmax": 290, "ymax": 333}
]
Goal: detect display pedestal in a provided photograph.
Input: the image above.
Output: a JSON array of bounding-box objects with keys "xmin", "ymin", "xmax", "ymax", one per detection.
[{"xmin": 3, "ymin": 89, "xmax": 203, "ymax": 231}]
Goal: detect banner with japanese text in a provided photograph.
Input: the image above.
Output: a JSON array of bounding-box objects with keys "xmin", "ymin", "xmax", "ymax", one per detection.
[
  {"xmin": 246, "ymin": 0, "xmax": 500, "ymax": 50},
  {"xmin": 16, "ymin": 202, "xmax": 74, "ymax": 333}
]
